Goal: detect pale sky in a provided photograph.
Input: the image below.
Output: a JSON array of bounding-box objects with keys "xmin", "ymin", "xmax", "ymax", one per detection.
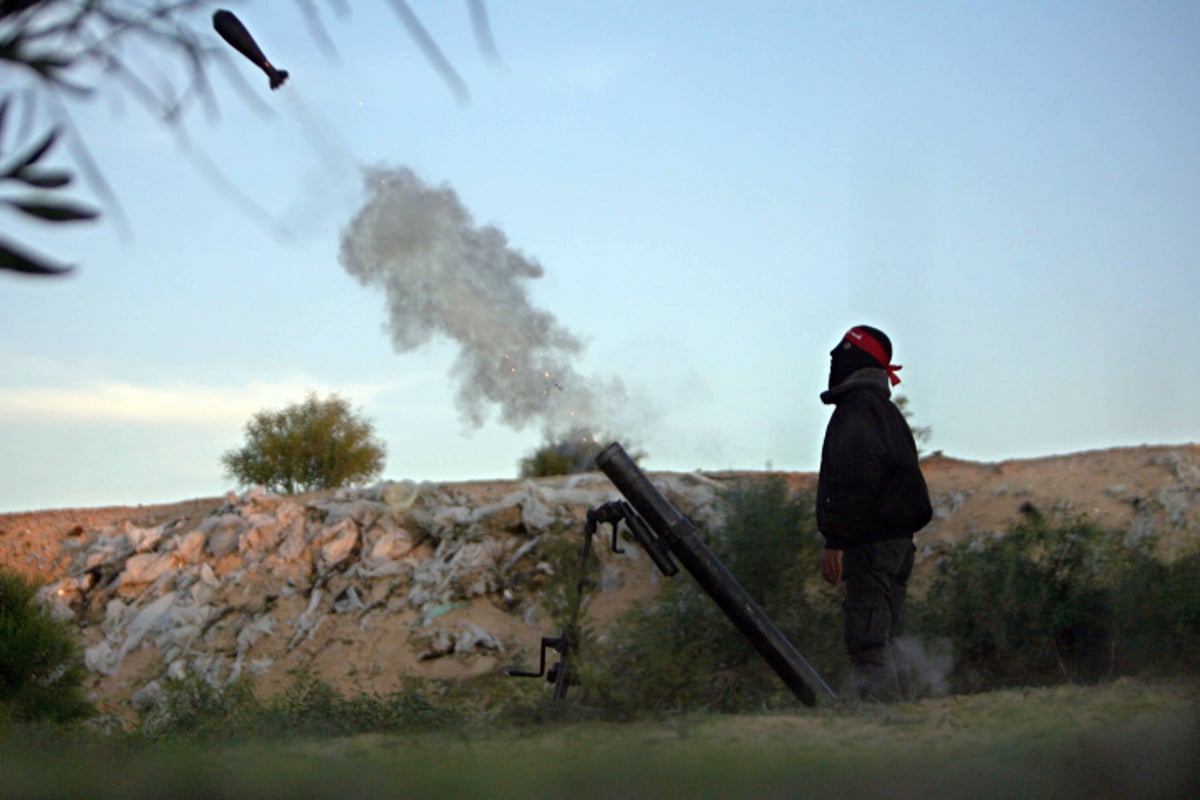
[{"xmin": 3, "ymin": 2, "xmax": 1198, "ymax": 512}]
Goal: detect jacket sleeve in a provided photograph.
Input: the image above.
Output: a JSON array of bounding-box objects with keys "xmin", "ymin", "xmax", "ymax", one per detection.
[{"xmin": 818, "ymin": 404, "xmax": 887, "ymax": 548}]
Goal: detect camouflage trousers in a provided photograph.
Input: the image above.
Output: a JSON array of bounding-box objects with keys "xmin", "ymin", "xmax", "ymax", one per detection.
[{"xmin": 842, "ymin": 537, "xmax": 915, "ymax": 702}]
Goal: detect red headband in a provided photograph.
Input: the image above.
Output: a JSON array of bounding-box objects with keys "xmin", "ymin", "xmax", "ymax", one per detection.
[{"xmin": 845, "ymin": 327, "xmax": 903, "ymax": 386}]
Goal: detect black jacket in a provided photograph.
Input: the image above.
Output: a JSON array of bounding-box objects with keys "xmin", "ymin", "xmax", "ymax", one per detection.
[{"xmin": 816, "ymin": 369, "xmax": 932, "ymax": 549}]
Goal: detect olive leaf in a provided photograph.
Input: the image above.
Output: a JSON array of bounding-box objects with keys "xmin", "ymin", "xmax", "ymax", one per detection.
[
  {"xmin": 12, "ymin": 167, "xmax": 72, "ymax": 188},
  {"xmin": 0, "ymin": 237, "xmax": 74, "ymax": 276},
  {"xmin": 2, "ymin": 128, "xmax": 60, "ymax": 176},
  {"xmin": 4, "ymin": 196, "xmax": 99, "ymax": 222}
]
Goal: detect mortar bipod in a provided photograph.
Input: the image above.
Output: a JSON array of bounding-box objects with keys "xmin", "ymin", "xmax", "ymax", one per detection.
[
  {"xmin": 592, "ymin": 500, "xmax": 680, "ymax": 577},
  {"xmin": 506, "ymin": 500, "xmax": 678, "ymax": 699}
]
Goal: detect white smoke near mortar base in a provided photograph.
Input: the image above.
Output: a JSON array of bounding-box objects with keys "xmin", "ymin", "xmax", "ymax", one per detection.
[
  {"xmin": 337, "ymin": 165, "xmax": 634, "ymax": 441},
  {"xmin": 897, "ymin": 635, "xmax": 953, "ymax": 698}
]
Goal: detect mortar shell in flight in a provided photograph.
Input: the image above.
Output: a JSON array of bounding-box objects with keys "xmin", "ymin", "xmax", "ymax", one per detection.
[{"xmin": 213, "ymin": 9, "xmax": 289, "ymax": 90}]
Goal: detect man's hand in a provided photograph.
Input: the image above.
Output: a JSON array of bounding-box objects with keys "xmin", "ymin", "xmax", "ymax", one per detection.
[{"xmin": 821, "ymin": 548, "xmax": 844, "ymax": 587}]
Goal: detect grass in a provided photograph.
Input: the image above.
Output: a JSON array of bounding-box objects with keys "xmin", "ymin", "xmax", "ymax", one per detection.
[{"xmin": 1, "ymin": 677, "xmax": 1196, "ymax": 799}]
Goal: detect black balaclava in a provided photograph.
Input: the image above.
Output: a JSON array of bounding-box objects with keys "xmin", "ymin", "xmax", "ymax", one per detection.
[{"xmin": 828, "ymin": 325, "xmax": 900, "ymax": 389}]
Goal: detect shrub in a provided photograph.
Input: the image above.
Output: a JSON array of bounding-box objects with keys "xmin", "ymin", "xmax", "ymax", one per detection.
[
  {"xmin": 140, "ymin": 668, "xmax": 458, "ymax": 742},
  {"xmin": 0, "ymin": 569, "xmax": 93, "ymax": 724},
  {"xmin": 221, "ymin": 392, "xmax": 386, "ymax": 495},
  {"xmin": 518, "ymin": 429, "xmax": 645, "ymax": 478},
  {"xmin": 894, "ymin": 394, "xmax": 932, "ymax": 454},
  {"xmin": 1111, "ymin": 548, "xmax": 1200, "ymax": 674},
  {"xmin": 266, "ymin": 668, "xmax": 456, "ymax": 737},
  {"xmin": 919, "ymin": 517, "xmax": 1107, "ymax": 690},
  {"xmin": 915, "ymin": 515, "xmax": 1200, "ymax": 692},
  {"xmin": 138, "ymin": 673, "xmax": 261, "ymax": 741},
  {"xmin": 584, "ymin": 477, "xmax": 842, "ymax": 715}
]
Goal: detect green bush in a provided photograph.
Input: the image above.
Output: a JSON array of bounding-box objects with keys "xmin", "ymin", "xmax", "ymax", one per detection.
[
  {"xmin": 1107, "ymin": 548, "xmax": 1200, "ymax": 674},
  {"xmin": 518, "ymin": 429, "xmax": 644, "ymax": 478},
  {"xmin": 0, "ymin": 569, "xmax": 93, "ymax": 724},
  {"xmin": 915, "ymin": 515, "xmax": 1200, "ymax": 692},
  {"xmin": 266, "ymin": 668, "xmax": 455, "ymax": 737},
  {"xmin": 138, "ymin": 673, "xmax": 261, "ymax": 741},
  {"xmin": 221, "ymin": 392, "xmax": 387, "ymax": 495},
  {"xmin": 584, "ymin": 477, "xmax": 842, "ymax": 715}
]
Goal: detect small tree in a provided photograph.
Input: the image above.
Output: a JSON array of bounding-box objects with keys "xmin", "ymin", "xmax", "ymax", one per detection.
[
  {"xmin": 0, "ymin": 569, "xmax": 93, "ymax": 724},
  {"xmin": 895, "ymin": 394, "xmax": 932, "ymax": 455},
  {"xmin": 518, "ymin": 428, "xmax": 645, "ymax": 478},
  {"xmin": 222, "ymin": 393, "xmax": 386, "ymax": 495}
]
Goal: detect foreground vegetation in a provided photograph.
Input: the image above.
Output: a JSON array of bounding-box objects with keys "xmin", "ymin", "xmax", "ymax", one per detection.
[
  {"xmin": 1, "ymin": 678, "xmax": 1196, "ymax": 798},
  {"xmin": 0, "ymin": 570, "xmax": 93, "ymax": 724}
]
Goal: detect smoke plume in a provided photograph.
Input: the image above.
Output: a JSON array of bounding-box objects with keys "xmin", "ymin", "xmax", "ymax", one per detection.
[
  {"xmin": 897, "ymin": 635, "xmax": 953, "ymax": 697},
  {"xmin": 338, "ymin": 165, "xmax": 619, "ymax": 435}
]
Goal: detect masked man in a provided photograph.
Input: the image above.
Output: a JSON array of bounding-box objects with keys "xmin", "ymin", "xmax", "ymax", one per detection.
[{"xmin": 817, "ymin": 325, "xmax": 932, "ymax": 701}]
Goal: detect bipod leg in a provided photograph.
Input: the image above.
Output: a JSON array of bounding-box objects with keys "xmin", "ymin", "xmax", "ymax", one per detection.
[
  {"xmin": 550, "ymin": 631, "xmax": 575, "ymax": 701},
  {"xmin": 506, "ymin": 510, "xmax": 606, "ymax": 701},
  {"xmin": 549, "ymin": 521, "xmax": 597, "ymax": 701}
]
